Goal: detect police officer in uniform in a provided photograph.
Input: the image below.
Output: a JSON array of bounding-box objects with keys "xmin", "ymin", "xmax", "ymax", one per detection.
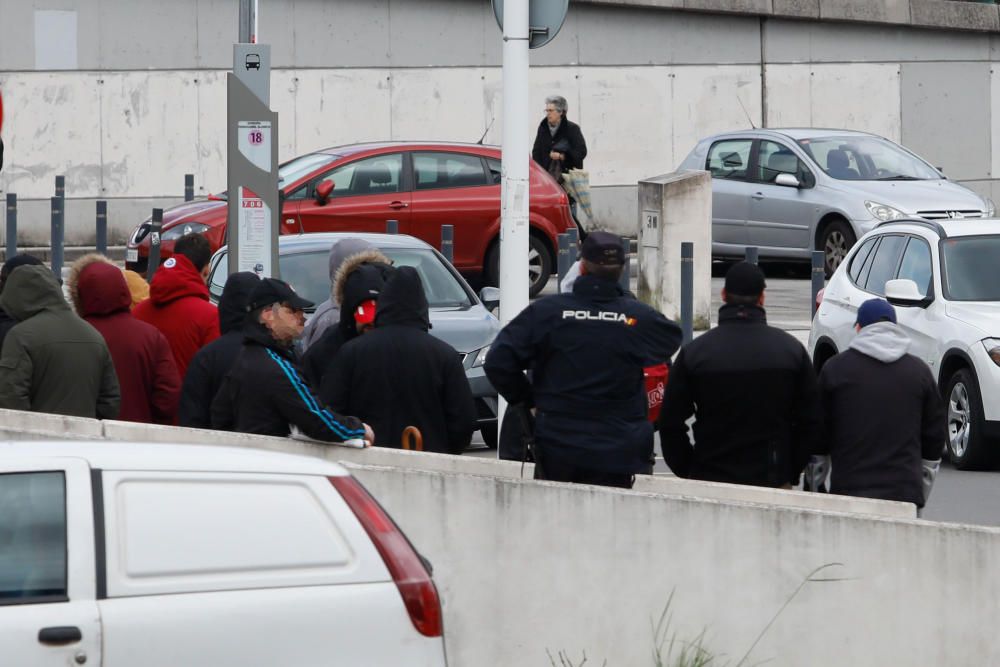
[{"xmin": 484, "ymin": 231, "xmax": 682, "ymax": 488}]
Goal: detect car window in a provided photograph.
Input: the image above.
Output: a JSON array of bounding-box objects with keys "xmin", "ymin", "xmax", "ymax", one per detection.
[
  {"xmin": 797, "ymin": 135, "xmax": 940, "ymax": 181},
  {"xmin": 706, "ymin": 139, "xmax": 752, "ymax": 180},
  {"xmin": 941, "ymin": 236, "xmax": 1000, "ymax": 301},
  {"xmin": 848, "ymin": 237, "xmax": 878, "ymax": 285},
  {"xmin": 896, "ymin": 237, "xmax": 933, "ymax": 296},
  {"xmin": 413, "ymin": 152, "xmax": 489, "ymax": 190},
  {"xmin": 486, "ymin": 158, "xmax": 502, "ymax": 185},
  {"xmin": 757, "ymin": 140, "xmax": 809, "ymax": 184},
  {"xmin": 0, "ymin": 471, "xmax": 67, "ymax": 604},
  {"xmin": 208, "ymin": 253, "xmax": 228, "ymax": 300},
  {"xmin": 313, "ymin": 154, "xmax": 403, "ymax": 199},
  {"xmin": 864, "ymin": 235, "xmax": 906, "ymax": 295},
  {"xmin": 279, "ymin": 251, "xmax": 334, "ymax": 310}
]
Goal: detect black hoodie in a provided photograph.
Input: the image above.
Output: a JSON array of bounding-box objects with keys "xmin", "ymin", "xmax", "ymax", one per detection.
[
  {"xmin": 178, "ymin": 272, "xmax": 259, "ymax": 428},
  {"xmin": 320, "ymin": 267, "xmax": 476, "ymax": 453}
]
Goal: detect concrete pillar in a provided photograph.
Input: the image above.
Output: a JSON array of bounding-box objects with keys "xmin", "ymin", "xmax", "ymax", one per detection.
[{"xmin": 637, "ymin": 170, "xmax": 712, "ymax": 329}]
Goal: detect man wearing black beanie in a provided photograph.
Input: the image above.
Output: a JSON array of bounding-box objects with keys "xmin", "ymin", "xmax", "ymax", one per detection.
[{"xmin": 659, "ymin": 261, "xmax": 822, "ymax": 489}]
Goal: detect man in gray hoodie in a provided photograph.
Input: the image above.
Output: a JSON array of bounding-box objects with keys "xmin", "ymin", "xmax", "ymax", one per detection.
[
  {"xmin": 811, "ymin": 298, "xmax": 946, "ymax": 509},
  {"xmin": 299, "ymin": 238, "xmax": 377, "ymax": 350}
]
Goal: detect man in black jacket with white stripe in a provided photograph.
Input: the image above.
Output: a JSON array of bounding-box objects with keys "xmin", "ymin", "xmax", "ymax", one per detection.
[{"xmin": 211, "ymin": 277, "xmax": 372, "ymax": 445}]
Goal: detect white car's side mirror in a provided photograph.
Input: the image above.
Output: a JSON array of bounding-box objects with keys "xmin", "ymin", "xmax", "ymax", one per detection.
[
  {"xmin": 885, "ymin": 278, "xmax": 929, "ymax": 307},
  {"xmin": 774, "ymin": 173, "xmax": 801, "ymax": 188}
]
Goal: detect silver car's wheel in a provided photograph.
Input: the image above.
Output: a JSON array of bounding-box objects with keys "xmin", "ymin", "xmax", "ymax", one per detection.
[
  {"xmin": 948, "ymin": 381, "xmax": 971, "ymax": 459},
  {"xmin": 821, "ymin": 220, "xmax": 856, "ymax": 277}
]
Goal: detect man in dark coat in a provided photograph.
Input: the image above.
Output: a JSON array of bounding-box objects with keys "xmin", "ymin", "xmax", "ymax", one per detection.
[
  {"xmin": 532, "ymin": 94, "xmax": 587, "ymax": 175},
  {"xmin": 211, "ymin": 278, "xmax": 371, "ymax": 444},
  {"xmin": 68, "ymin": 254, "xmax": 181, "ymax": 425},
  {"xmin": 0, "ymin": 254, "xmax": 44, "ymax": 350},
  {"xmin": 178, "ymin": 271, "xmax": 259, "ymax": 428},
  {"xmin": 659, "ymin": 262, "xmax": 822, "ymax": 489},
  {"xmin": 320, "ymin": 266, "xmax": 476, "ymax": 454},
  {"xmin": 815, "ymin": 298, "xmax": 945, "ymax": 507},
  {"xmin": 301, "ymin": 250, "xmax": 393, "ymax": 387},
  {"xmin": 485, "ymin": 232, "xmax": 682, "ymax": 487},
  {"xmin": 0, "ymin": 264, "xmax": 120, "ymax": 419}
]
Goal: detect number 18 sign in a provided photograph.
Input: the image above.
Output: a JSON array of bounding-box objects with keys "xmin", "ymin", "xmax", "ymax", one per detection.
[{"xmin": 237, "ymin": 120, "xmax": 271, "ymax": 173}]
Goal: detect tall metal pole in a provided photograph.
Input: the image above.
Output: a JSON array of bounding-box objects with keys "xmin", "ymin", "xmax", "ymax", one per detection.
[{"xmin": 239, "ymin": 0, "xmax": 258, "ymax": 43}]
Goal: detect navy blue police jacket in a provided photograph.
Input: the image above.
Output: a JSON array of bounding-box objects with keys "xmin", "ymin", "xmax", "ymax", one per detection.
[{"xmin": 484, "ymin": 274, "xmax": 682, "ymax": 474}]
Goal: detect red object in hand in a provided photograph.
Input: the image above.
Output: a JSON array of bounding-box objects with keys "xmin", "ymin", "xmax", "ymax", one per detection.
[{"xmin": 644, "ymin": 363, "xmax": 669, "ymax": 424}]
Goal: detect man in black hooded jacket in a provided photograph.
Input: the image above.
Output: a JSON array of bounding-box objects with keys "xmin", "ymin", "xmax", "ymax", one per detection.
[
  {"xmin": 320, "ymin": 266, "xmax": 476, "ymax": 453},
  {"xmin": 178, "ymin": 271, "xmax": 259, "ymax": 428}
]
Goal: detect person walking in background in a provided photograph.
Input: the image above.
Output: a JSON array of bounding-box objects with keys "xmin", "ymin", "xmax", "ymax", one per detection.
[
  {"xmin": 532, "ymin": 95, "xmax": 587, "ymax": 176},
  {"xmin": 68, "ymin": 254, "xmax": 180, "ymax": 425},
  {"xmin": 0, "ymin": 253, "xmax": 44, "ymax": 349},
  {"xmin": 0, "ymin": 264, "xmax": 119, "ymax": 419},
  {"xmin": 321, "ymin": 266, "xmax": 475, "ymax": 454},
  {"xmin": 485, "ymin": 232, "xmax": 681, "ymax": 487},
  {"xmin": 211, "ymin": 278, "xmax": 372, "ymax": 445},
  {"xmin": 133, "ymin": 233, "xmax": 219, "ymax": 378},
  {"xmin": 659, "ymin": 262, "xmax": 821, "ymax": 489},
  {"xmin": 813, "ymin": 298, "xmax": 945, "ymax": 508},
  {"xmin": 300, "ymin": 238, "xmax": 386, "ymax": 350},
  {"xmin": 178, "ymin": 271, "xmax": 259, "ymax": 429}
]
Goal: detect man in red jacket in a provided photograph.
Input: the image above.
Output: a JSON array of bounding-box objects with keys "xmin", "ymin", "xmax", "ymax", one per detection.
[
  {"xmin": 68, "ymin": 255, "xmax": 181, "ymax": 424},
  {"xmin": 134, "ymin": 233, "xmax": 220, "ymax": 378}
]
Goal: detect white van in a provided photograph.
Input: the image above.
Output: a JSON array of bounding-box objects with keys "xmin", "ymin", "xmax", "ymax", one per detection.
[{"xmin": 0, "ymin": 441, "xmax": 447, "ymax": 666}]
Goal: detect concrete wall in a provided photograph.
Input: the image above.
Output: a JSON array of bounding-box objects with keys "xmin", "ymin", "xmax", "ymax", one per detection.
[
  {"xmin": 4, "ymin": 407, "xmax": 1000, "ymax": 665},
  {"xmin": 2, "ymin": 1, "xmax": 1000, "ymax": 243}
]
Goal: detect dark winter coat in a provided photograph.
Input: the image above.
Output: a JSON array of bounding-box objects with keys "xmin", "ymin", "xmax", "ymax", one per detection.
[
  {"xmin": 210, "ymin": 319, "xmax": 366, "ymax": 441},
  {"xmin": 532, "ymin": 116, "xmax": 587, "ymax": 173},
  {"xmin": 320, "ymin": 266, "xmax": 476, "ymax": 454},
  {"xmin": 817, "ymin": 323, "xmax": 946, "ymax": 507},
  {"xmin": 485, "ymin": 273, "xmax": 682, "ymax": 474},
  {"xmin": 0, "ymin": 264, "xmax": 120, "ymax": 419},
  {"xmin": 301, "ymin": 251, "xmax": 393, "ymax": 387},
  {"xmin": 68, "ymin": 255, "xmax": 180, "ymax": 424},
  {"xmin": 659, "ymin": 304, "xmax": 822, "ymax": 488},
  {"xmin": 300, "ymin": 239, "xmax": 383, "ymax": 350},
  {"xmin": 178, "ymin": 272, "xmax": 259, "ymax": 428},
  {"xmin": 133, "ymin": 254, "xmax": 220, "ymax": 378}
]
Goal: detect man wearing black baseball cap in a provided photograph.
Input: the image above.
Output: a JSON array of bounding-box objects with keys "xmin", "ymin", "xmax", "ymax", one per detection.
[
  {"xmin": 812, "ymin": 298, "xmax": 945, "ymax": 509},
  {"xmin": 211, "ymin": 277, "xmax": 373, "ymax": 445},
  {"xmin": 659, "ymin": 261, "xmax": 821, "ymax": 489},
  {"xmin": 485, "ymin": 231, "xmax": 682, "ymax": 488}
]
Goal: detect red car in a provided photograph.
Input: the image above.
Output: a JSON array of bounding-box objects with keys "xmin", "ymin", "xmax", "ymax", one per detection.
[{"xmin": 126, "ymin": 141, "xmax": 578, "ymax": 295}]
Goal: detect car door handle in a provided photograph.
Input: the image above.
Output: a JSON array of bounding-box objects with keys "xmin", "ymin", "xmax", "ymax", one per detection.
[
  {"xmin": 38, "ymin": 626, "xmax": 82, "ymax": 645},
  {"xmin": 388, "ymin": 201, "xmax": 408, "ymax": 210},
  {"xmin": 751, "ymin": 192, "xmax": 765, "ymax": 200}
]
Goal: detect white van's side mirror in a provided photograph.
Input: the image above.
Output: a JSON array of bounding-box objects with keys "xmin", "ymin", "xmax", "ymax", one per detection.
[
  {"xmin": 885, "ymin": 278, "xmax": 930, "ymax": 307},
  {"xmin": 774, "ymin": 173, "xmax": 801, "ymax": 188}
]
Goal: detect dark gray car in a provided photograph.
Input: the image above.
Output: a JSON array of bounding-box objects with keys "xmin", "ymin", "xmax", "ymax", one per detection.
[
  {"xmin": 679, "ymin": 128, "xmax": 994, "ymax": 275},
  {"xmin": 207, "ymin": 232, "xmax": 501, "ymax": 447}
]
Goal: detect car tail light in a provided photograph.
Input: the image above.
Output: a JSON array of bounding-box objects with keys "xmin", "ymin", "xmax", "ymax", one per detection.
[{"xmin": 329, "ymin": 475, "xmax": 443, "ymax": 638}]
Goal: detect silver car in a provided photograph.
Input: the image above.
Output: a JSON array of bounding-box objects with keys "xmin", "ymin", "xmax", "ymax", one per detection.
[
  {"xmin": 678, "ymin": 129, "xmax": 995, "ymax": 275},
  {"xmin": 207, "ymin": 232, "xmax": 501, "ymax": 447}
]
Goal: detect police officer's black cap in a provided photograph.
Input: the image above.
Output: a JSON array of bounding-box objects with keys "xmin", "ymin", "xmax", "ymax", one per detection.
[
  {"xmin": 581, "ymin": 231, "xmax": 625, "ymax": 266},
  {"xmin": 724, "ymin": 261, "xmax": 766, "ymax": 297},
  {"xmin": 247, "ymin": 278, "xmax": 314, "ymax": 312}
]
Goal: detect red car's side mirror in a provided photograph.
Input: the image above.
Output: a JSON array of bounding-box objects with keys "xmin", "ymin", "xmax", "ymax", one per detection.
[{"xmin": 315, "ymin": 180, "xmax": 334, "ymax": 205}]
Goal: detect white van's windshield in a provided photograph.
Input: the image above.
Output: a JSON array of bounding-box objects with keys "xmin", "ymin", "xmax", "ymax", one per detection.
[{"xmin": 796, "ymin": 136, "xmax": 941, "ymax": 181}]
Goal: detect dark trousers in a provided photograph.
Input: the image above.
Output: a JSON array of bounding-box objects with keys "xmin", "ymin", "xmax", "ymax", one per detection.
[{"xmin": 536, "ymin": 455, "xmax": 634, "ymax": 489}]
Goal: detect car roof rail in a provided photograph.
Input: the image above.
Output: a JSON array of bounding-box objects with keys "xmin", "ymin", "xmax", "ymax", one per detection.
[{"xmin": 875, "ymin": 218, "xmax": 948, "ymax": 238}]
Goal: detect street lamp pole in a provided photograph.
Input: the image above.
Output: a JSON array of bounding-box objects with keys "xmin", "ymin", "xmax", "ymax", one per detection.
[{"xmin": 239, "ymin": 0, "xmax": 258, "ymax": 44}]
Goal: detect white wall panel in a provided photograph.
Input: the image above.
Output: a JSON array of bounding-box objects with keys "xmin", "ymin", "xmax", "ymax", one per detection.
[
  {"xmin": 763, "ymin": 64, "xmax": 813, "ymax": 129},
  {"xmin": 101, "ymin": 72, "xmax": 201, "ymax": 198},
  {"xmin": 990, "ymin": 67, "xmax": 1000, "ymax": 179},
  {"xmin": 0, "ymin": 73, "xmax": 103, "ymax": 199},
  {"xmin": 194, "ymin": 71, "xmax": 227, "ymax": 195},
  {"xmin": 390, "ymin": 69, "xmax": 490, "ymax": 143}
]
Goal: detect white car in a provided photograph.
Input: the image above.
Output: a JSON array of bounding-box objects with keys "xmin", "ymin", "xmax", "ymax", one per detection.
[
  {"xmin": 0, "ymin": 441, "xmax": 447, "ymax": 666},
  {"xmin": 809, "ymin": 218, "xmax": 1000, "ymax": 470}
]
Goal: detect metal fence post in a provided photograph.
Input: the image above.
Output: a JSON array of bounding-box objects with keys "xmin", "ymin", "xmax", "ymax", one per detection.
[
  {"xmin": 567, "ymin": 227, "xmax": 579, "ymax": 260},
  {"xmin": 441, "ymin": 225, "xmax": 454, "ymax": 264},
  {"xmin": 619, "ymin": 237, "xmax": 631, "ymax": 292},
  {"xmin": 5, "ymin": 193, "xmax": 16, "ymax": 260},
  {"xmin": 51, "ymin": 197, "xmax": 64, "ymax": 282},
  {"xmin": 146, "ymin": 208, "xmax": 164, "ymax": 282},
  {"xmin": 55, "ymin": 175, "xmax": 65, "ymax": 199},
  {"xmin": 386, "ymin": 219, "xmax": 398, "ymax": 235},
  {"xmin": 184, "ymin": 174, "xmax": 195, "ymax": 202},
  {"xmin": 680, "ymin": 242, "xmax": 694, "ymax": 345},
  {"xmin": 96, "ymin": 201, "xmax": 108, "ymax": 256},
  {"xmin": 744, "ymin": 246, "xmax": 758, "ymax": 265},
  {"xmin": 811, "ymin": 250, "xmax": 825, "ymax": 317},
  {"xmin": 556, "ymin": 233, "xmax": 570, "ymax": 292}
]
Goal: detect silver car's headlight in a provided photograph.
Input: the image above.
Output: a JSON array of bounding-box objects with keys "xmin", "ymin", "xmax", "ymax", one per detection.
[
  {"xmin": 161, "ymin": 222, "xmax": 211, "ymax": 241},
  {"xmin": 985, "ymin": 198, "xmax": 996, "ymax": 217},
  {"xmin": 865, "ymin": 201, "xmax": 907, "ymax": 222},
  {"xmin": 472, "ymin": 345, "xmax": 491, "ymax": 368},
  {"xmin": 983, "ymin": 339, "xmax": 1000, "ymax": 367}
]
